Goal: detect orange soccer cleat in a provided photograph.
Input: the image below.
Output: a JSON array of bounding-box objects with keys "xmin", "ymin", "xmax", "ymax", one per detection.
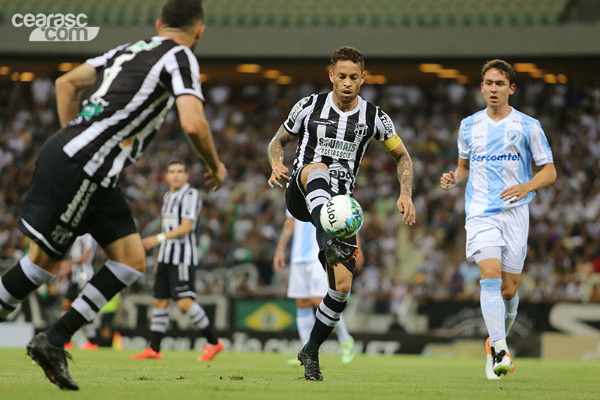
[
  {"xmin": 131, "ymin": 347, "xmax": 163, "ymax": 360},
  {"xmin": 198, "ymin": 340, "xmax": 224, "ymax": 361}
]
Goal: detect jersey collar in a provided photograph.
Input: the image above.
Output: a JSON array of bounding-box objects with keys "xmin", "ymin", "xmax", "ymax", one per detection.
[
  {"xmin": 170, "ymin": 182, "xmax": 190, "ymax": 195},
  {"xmin": 483, "ymin": 107, "xmax": 514, "ymax": 127},
  {"xmin": 327, "ymin": 92, "xmax": 363, "ymax": 116}
]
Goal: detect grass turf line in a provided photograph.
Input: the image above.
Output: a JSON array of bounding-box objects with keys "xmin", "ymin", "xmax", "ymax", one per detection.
[{"xmin": 0, "ymin": 349, "xmax": 599, "ymax": 400}]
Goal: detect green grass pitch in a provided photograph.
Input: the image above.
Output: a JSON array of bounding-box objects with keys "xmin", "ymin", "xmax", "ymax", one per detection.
[{"xmin": 0, "ymin": 349, "xmax": 599, "ymax": 400}]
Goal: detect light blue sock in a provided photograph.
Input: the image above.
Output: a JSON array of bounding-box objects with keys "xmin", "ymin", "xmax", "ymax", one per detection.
[
  {"xmin": 504, "ymin": 292, "xmax": 519, "ymax": 335},
  {"xmin": 296, "ymin": 307, "xmax": 315, "ymax": 345},
  {"xmin": 335, "ymin": 314, "xmax": 352, "ymax": 342},
  {"xmin": 480, "ymin": 279, "xmax": 505, "ymax": 342}
]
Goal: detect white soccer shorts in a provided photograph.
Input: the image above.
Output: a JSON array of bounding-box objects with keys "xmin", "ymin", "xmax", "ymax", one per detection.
[
  {"xmin": 287, "ymin": 259, "xmax": 329, "ymax": 299},
  {"xmin": 465, "ymin": 204, "xmax": 529, "ymax": 274}
]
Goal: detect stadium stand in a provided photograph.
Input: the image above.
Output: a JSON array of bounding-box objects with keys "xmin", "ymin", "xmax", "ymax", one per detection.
[{"xmin": 0, "ymin": 0, "xmax": 574, "ymax": 28}]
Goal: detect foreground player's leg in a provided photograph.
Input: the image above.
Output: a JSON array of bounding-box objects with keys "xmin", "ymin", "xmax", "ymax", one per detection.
[
  {"xmin": 28, "ymin": 235, "xmax": 145, "ymax": 390},
  {"xmin": 300, "ymin": 264, "xmax": 353, "ymax": 381},
  {"xmin": 0, "ymin": 253, "xmax": 56, "ymax": 321},
  {"xmin": 336, "ymin": 314, "xmax": 355, "ymax": 364},
  {"xmin": 301, "ymin": 165, "xmax": 358, "ymax": 265}
]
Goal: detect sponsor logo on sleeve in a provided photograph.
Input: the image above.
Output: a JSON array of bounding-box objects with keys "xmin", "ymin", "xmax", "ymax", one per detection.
[{"xmin": 288, "ymin": 97, "xmax": 310, "ymax": 124}]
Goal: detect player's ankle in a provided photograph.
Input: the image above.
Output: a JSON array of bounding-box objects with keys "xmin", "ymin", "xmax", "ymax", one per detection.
[{"xmin": 492, "ymin": 338, "xmax": 508, "ymax": 352}]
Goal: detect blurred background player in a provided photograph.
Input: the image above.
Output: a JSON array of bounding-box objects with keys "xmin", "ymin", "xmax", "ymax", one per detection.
[
  {"xmin": 274, "ymin": 214, "xmax": 365, "ymax": 365},
  {"xmin": 0, "ymin": 0, "xmax": 226, "ymax": 390},
  {"xmin": 268, "ymin": 46, "xmax": 416, "ymax": 380},
  {"xmin": 57, "ymin": 233, "xmax": 99, "ymax": 350},
  {"xmin": 440, "ymin": 59, "xmax": 556, "ymax": 379},
  {"xmin": 131, "ymin": 159, "xmax": 223, "ymax": 361}
]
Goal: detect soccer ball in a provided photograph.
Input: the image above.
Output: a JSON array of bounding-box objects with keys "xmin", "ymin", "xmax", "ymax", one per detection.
[{"xmin": 320, "ymin": 195, "xmax": 364, "ymax": 238}]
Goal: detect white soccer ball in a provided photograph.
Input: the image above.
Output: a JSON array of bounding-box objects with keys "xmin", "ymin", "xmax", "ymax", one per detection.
[{"xmin": 319, "ymin": 195, "xmax": 364, "ymax": 238}]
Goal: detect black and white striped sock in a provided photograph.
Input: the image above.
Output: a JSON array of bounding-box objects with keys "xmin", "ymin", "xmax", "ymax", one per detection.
[
  {"xmin": 150, "ymin": 308, "xmax": 169, "ymax": 352},
  {"xmin": 46, "ymin": 260, "xmax": 141, "ymax": 347},
  {"xmin": 188, "ymin": 303, "xmax": 218, "ymax": 345},
  {"xmin": 304, "ymin": 288, "xmax": 349, "ymax": 353},
  {"xmin": 0, "ymin": 256, "xmax": 54, "ymax": 320},
  {"xmin": 305, "ymin": 168, "xmax": 331, "ymax": 232}
]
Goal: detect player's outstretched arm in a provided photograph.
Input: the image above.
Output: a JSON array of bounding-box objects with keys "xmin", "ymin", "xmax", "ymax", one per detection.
[
  {"xmin": 273, "ymin": 217, "xmax": 294, "ymax": 272},
  {"xmin": 267, "ymin": 124, "xmax": 296, "ymax": 188},
  {"xmin": 142, "ymin": 219, "xmax": 194, "ymax": 250},
  {"xmin": 501, "ymin": 162, "xmax": 557, "ymax": 203},
  {"xmin": 55, "ymin": 63, "xmax": 98, "ymax": 128},
  {"xmin": 440, "ymin": 157, "xmax": 469, "ymax": 190},
  {"xmin": 387, "ymin": 141, "xmax": 416, "ymax": 226},
  {"xmin": 176, "ymin": 95, "xmax": 226, "ymax": 191}
]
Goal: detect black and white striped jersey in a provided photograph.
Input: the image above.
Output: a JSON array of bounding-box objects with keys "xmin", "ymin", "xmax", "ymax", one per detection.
[
  {"xmin": 157, "ymin": 183, "xmax": 201, "ymax": 267},
  {"xmin": 55, "ymin": 36, "xmax": 204, "ymax": 188},
  {"xmin": 284, "ymin": 92, "xmax": 397, "ymax": 195}
]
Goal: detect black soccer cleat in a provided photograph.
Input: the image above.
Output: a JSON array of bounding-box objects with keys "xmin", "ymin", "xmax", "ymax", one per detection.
[
  {"xmin": 27, "ymin": 332, "xmax": 79, "ymax": 391},
  {"xmin": 324, "ymin": 237, "xmax": 359, "ymax": 266},
  {"xmin": 298, "ymin": 348, "xmax": 323, "ymax": 381}
]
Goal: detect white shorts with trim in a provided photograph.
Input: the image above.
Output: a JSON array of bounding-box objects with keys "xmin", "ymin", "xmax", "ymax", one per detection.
[
  {"xmin": 465, "ymin": 204, "xmax": 529, "ymax": 274},
  {"xmin": 287, "ymin": 259, "xmax": 328, "ymax": 299}
]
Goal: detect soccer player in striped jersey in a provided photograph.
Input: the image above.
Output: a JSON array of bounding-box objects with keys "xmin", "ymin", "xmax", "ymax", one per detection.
[
  {"xmin": 131, "ymin": 159, "xmax": 223, "ymax": 361},
  {"xmin": 440, "ymin": 59, "xmax": 556, "ymax": 379},
  {"xmin": 274, "ymin": 214, "xmax": 364, "ymax": 365},
  {"xmin": 0, "ymin": 0, "xmax": 226, "ymax": 390},
  {"xmin": 268, "ymin": 46, "xmax": 416, "ymax": 381}
]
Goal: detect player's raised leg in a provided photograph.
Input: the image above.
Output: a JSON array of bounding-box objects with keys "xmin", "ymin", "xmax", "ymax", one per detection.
[{"xmin": 300, "ymin": 164, "xmax": 358, "ymax": 266}]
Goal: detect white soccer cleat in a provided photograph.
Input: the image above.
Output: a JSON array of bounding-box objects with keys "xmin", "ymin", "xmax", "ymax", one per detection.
[
  {"xmin": 485, "ymin": 338, "xmax": 501, "ymax": 380},
  {"xmin": 489, "ymin": 338, "xmax": 515, "ymax": 377}
]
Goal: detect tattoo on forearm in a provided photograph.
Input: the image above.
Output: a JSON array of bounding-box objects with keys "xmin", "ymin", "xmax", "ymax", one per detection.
[
  {"xmin": 397, "ymin": 152, "xmax": 413, "ymax": 197},
  {"xmin": 268, "ymin": 126, "xmax": 294, "ymax": 166}
]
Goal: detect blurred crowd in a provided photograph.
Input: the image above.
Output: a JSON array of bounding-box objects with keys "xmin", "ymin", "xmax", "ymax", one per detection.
[{"xmin": 1, "ymin": 71, "xmax": 600, "ymax": 319}]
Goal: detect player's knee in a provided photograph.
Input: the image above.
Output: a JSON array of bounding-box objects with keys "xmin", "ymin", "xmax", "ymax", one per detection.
[
  {"xmin": 296, "ymin": 298, "xmax": 312, "ymax": 308},
  {"xmin": 335, "ymin": 279, "xmax": 352, "ymax": 293},
  {"xmin": 128, "ymin": 256, "xmax": 146, "ymax": 272},
  {"xmin": 153, "ymin": 298, "xmax": 169, "ymax": 309},
  {"xmin": 177, "ymin": 298, "xmax": 194, "ymax": 312},
  {"xmin": 502, "ymin": 287, "xmax": 517, "ymax": 300}
]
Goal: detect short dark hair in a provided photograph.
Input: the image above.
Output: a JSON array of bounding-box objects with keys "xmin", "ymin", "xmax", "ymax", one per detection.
[
  {"xmin": 481, "ymin": 59, "xmax": 515, "ymax": 84},
  {"xmin": 331, "ymin": 46, "xmax": 365, "ymax": 71},
  {"xmin": 167, "ymin": 159, "xmax": 187, "ymax": 172},
  {"xmin": 161, "ymin": 0, "xmax": 204, "ymax": 30}
]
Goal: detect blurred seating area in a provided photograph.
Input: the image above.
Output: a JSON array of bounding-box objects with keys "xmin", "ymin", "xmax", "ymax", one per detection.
[
  {"xmin": 0, "ymin": 0, "xmax": 581, "ymax": 28},
  {"xmin": 1, "ymin": 71, "xmax": 600, "ymax": 316}
]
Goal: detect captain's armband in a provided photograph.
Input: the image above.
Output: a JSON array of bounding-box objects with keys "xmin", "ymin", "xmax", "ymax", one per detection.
[{"xmin": 381, "ymin": 134, "xmax": 402, "ymax": 152}]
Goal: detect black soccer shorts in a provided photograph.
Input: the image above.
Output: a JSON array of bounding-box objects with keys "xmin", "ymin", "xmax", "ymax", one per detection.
[
  {"xmin": 18, "ymin": 138, "xmax": 138, "ymax": 260},
  {"xmin": 153, "ymin": 262, "xmax": 197, "ymax": 301},
  {"xmin": 285, "ymin": 166, "xmax": 357, "ymax": 274}
]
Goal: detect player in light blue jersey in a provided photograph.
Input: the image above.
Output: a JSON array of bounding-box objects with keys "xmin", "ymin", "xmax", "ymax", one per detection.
[
  {"xmin": 440, "ymin": 59, "xmax": 556, "ymax": 380},
  {"xmin": 274, "ymin": 213, "xmax": 363, "ymax": 365}
]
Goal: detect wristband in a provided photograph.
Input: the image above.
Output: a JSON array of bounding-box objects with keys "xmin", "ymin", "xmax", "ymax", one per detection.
[{"xmin": 156, "ymin": 233, "xmax": 167, "ymax": 244}]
